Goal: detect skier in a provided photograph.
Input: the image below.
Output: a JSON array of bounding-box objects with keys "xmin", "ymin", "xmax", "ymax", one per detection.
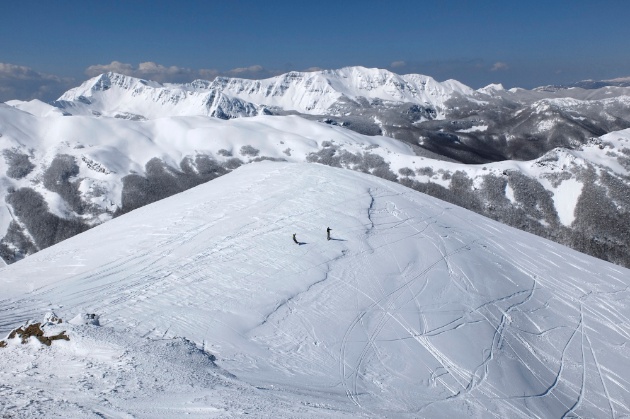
[
  {"xmin": 326, "ymin": 227, "xmax": 331, "ymax": 241},
  {"xmin": 293, "ymin": 233, "xmax": 298, "ymax": 244}
]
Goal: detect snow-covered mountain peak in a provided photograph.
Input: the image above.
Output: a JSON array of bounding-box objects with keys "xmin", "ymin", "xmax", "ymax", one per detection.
[
  {"xmin": 53, "ymin": 66, "xmax": 476, "ymax": 119},
  {"xmin": 59, "ymin": 72, "xmax": 163, "ymax": 101},
  {"xmin": 186, "ymin": 78, "xmax": 214, "ymax": 91},
  {"xmin": 54, "ymin": 71, "xmax": 262, "ymax": 120},
  {"xmin": 306, "ymin": 66, "xmax": 476, "ymax": 107},
  {"xmin": 478, "ymin": 83, "xmax": 505, "ymax": 94}
]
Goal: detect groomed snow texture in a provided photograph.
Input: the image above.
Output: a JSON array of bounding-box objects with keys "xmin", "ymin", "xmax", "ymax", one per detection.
[{"xmin": 0, "ymin": 162, "xmax": 629, "ymax": 418}]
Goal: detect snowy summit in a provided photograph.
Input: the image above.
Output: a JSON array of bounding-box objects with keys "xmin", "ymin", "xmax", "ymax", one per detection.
[{"xmin": 53, "ymin": 66, "xmax": 474, "ymax": 119}]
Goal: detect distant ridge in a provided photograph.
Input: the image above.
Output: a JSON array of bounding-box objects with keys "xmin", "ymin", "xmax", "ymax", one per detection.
[{"xmin": 54, "ymin": 66, "xmax": 475, "ymax": 119}]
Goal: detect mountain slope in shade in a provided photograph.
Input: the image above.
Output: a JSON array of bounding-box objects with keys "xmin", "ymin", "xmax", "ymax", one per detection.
[{"xmin": 0, "ymin": 162, "xmax": 628, "ymax": 418}]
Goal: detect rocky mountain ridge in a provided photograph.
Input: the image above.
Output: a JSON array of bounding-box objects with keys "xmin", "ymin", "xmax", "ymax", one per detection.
[
  {"xmin": 49, "ymin": 67, "xmax": 630, "ymax": 164},
  {"xmin": 55, "ymin": 67, "xmax": 474, "ymax": 119}
]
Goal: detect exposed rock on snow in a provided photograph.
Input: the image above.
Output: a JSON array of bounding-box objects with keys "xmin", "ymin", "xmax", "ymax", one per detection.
[{"xmin": 1, "ymin": 316, "xmax": 69, "ymax": 347}]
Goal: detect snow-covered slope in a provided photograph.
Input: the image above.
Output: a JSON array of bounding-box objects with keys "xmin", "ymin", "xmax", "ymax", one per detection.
[
  {"xmin": 1, "ymin": 99, "xmax": 629, "ymax": 268},
  {"xmin": 211, "ymin": 66, "xmax": 474, "ymax": 116},
  {"xmin": 1, "ymin": 162, "xmax": 628, "ymax": 418},
  {"xmin": 4, "ymin": 99, "xmax": 68, "ymax": 117}
]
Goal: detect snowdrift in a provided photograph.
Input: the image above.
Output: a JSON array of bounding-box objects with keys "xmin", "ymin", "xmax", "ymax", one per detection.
[{"xmin": 0, "ymin": 162, "xmax": 629, "ymax": 418}]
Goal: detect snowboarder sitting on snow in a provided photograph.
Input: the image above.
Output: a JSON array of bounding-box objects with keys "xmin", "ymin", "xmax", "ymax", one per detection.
[
  {"xmin": 293, "ymin": 233, "xmax": 298, "ymax": 244},
  {"xmin": 326, "ymin": 227, "xmax": 332, "ymax": 241}
]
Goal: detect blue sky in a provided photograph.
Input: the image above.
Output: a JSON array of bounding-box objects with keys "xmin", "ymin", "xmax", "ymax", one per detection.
[{"xmin": 1, "ymin": 0, "xmax": 630, "ymax": 101}]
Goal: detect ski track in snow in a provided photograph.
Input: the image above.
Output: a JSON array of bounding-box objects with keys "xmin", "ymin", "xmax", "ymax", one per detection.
[{"xmin": 0, "ymin": 162, "xmax": 629, "ymax": 418}]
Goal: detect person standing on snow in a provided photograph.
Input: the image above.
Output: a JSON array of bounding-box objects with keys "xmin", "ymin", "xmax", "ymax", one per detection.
[
  {"xmin": 293, "ymin": 233, "xmax": 298, "ymax": 244},
  {"xmin": 326, "ymin": 227, "xmax": 332, "ymax": 241}
]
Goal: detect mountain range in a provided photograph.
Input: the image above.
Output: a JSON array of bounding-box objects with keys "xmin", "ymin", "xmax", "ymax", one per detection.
[{"xmin": 1, "ymin": 66, "xmax": 630, "ymax": 268}]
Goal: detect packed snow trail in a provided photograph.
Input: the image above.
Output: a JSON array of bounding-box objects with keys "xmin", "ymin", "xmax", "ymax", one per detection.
[{"xmin": 0, "ymin": 162, "xmax": 629, "ymax": 418}]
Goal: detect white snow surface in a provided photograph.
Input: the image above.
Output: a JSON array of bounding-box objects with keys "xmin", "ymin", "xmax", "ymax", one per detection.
[
  {"xmin": 1, "ymin": 162, "xmax": 629, "ymax": 418},
  {"xmin": 550, "ymin": 178, "xmax": 582, "ymax": 226},
  {"xmin": 5, "ymin": 99, "xmax": 67, "ymax": 117},
  {"xmin": 457, "ymin": 125, "xmax": 488, "ymax": 133}
]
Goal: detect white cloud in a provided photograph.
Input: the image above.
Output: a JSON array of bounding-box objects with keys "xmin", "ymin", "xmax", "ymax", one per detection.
[
  {"xmin": 490, "ymin": 62, "xmax": 509, "ymax": 72},
  {"xmin": 0, "ymin": 63, "xmax": 75, "ymax": 102},
  {"xmin": 391, "ymin": 61, "xmax": 406, "ymax": 68},
  {"xmin": 198, "ymin": 68, "xmax": 220, "ymax": 79},
  {"xmin": 85, "ymin": 61, "xmax": 280, "ymax": 82},
  {"xmin": 85, "ymin": 61, "xmax": 216, "ymax": 83},
  {"xmin": 136, "ymin": 62, "xmax": 195, "ymax": 80},
  {"xmin": 84, "ymin": 61, "xmax": 135, "ymax": 76},
  {"xmin": 224, "ymin": 65, "xmax": 282, "ymax": 79},
  {"xmin": 227, "ymin": 65, "xmax": 264, "ymax": 75}
]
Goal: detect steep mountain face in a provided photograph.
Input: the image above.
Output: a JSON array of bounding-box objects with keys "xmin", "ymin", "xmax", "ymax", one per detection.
[
  {"xmin": 208, "ymin": 66, "xmax": 474, "ymax": 116},
  {"xmin": 1, "ymin": 162, "xmax": 629, "ymax": 417},
  {"xmin": 53, "ymin": 67, "xmax": 475, "ymax": 121},
  {"xmin": 55, "ymin": 72, "xmax": 264, "ymax": 120}
]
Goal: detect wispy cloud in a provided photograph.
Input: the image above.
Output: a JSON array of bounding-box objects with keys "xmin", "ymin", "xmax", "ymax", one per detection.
[
  {"xmin": 224, "ymin": 65, "xmax": 281, "ymax": 79},
  {"xmin": 0, "ymin": 63, "xmax": 75, "ymax": 103},
  {"xmin": 84, "ymin": 61, "xmax": 134, "ymax": 76},
  {"xmin": 85, "ymin": 61, "xmax": 285, "ymax": 82},
  {"xmin": 490, "ymin": 61, "xmax": 509, "ymax": 72},
  {"xmin": 606, "ymin": 75, "xmax": 630, "ymax": 82},
  {"xmin": 85, "ymin": 61, "xmax": 217, "ymax": 83},
  {"xmin": 226, "ymin": 65, "xmax": 264, "ymax": 75},
  {"xmin": 390, "ymin": 61, "xmax": 406, "ymax": 68}
]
